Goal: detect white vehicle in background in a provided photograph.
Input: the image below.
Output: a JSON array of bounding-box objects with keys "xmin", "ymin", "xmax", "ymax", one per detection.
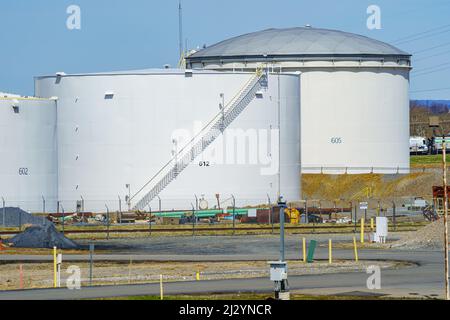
[
  {"xmin": 409, "ymin": 136, "xmax": 428, "ymax": 155},
  {"xmin": 406, "ymin": 197, "xmax": 429, "ymax": 211}
]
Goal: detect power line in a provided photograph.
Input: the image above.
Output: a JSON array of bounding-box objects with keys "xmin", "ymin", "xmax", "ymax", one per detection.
[
  {"xmin": 393, "ymin": 24, "xmax": 450, "ymax": 45},
  {"xmin": 413, "ymin": 64, "xmax": 450, "ymax": 77},
  {"xmin": 413, "ymin": 61, "xmax": 450, "ymax": 73},
  {"xmin": 414, "ymin": 49, "xmax": 450, "ymax": 62},
  {"xmin": 413, "ymin": 41, "xmax": 450, "ymax": 55},
  {"xmin": 396, "ymin": 28, "xmax": 450, "ymax": 46},
  {"xmin": 411, "ymin": 87, "xmax": 450, "ymax": 93}
]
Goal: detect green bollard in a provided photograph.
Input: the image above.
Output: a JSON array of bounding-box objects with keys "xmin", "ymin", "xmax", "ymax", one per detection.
[{"xmin": 307, "ymin": 240, "xmax": 317, "ymax": 263}]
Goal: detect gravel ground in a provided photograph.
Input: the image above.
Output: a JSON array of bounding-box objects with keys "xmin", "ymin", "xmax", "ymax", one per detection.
[
  {"xmin": 391, "ymin": 219, "xmax": 448, "ymax": 250},
  {"xmin": 77, "ymin": 233, "xmax": 402, "ymax": 255},
  {"xmin": 0, "ymin": 259, "xmax": 399, "ymax": 291}
]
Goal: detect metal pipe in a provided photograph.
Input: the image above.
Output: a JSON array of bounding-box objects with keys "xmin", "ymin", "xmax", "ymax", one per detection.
[
  {"xmin": 157, "ymin": 195, "xmax": 162, "ymax": 212},
  {"xmin": 42, "ymin": 196, "xmax": 46, "ymax": 214},
  {"xmin": 80, "ymin": 196, "xmax": 84, "ymax": 223},
  {"xmin": 89, "ymin": 244, "xmax": 94, "ymax": 286},
  {"xmin": 278, "ymin": 197, "xmax": 287, "ymax": 262},
  {"xmin": 61, "ymin": 205, "xmax": 65, "ymax": 235}
]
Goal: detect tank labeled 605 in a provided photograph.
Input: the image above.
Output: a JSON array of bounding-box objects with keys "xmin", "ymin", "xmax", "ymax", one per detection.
[{"xmin": 330, "ymin": 137, "xmax": 343, "ymax": 144}]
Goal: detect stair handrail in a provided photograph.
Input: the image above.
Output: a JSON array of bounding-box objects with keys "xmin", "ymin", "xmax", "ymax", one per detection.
[{"xmin": 129, "ymin": 68, "xmax": 265, "ymax": 207}]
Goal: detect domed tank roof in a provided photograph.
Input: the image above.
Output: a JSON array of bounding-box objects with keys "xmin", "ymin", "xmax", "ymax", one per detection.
[{"xmin": 187, "ymin": 27, "xmax": 410, "ymax": 60}]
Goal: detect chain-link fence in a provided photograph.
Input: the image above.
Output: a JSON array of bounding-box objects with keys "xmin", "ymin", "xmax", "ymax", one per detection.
[{"xmin": 0, "ymin": 194, "xmax": 438, "ymax": 234}]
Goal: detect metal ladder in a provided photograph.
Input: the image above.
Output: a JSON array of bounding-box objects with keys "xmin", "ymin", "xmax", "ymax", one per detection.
[{"xmin": 130, "ymin": 69, "xmax": 267, "ymax": 211}]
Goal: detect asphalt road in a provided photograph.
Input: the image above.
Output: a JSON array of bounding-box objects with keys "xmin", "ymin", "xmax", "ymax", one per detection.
[{"xmin": 0, "ymin": 247, "xmax": 446, "ymax": 300}]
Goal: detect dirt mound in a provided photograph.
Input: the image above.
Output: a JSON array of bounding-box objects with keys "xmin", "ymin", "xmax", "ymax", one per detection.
[
  {"xmin": 1, "ymin": 207, "xmax": 51, "ymax": 227},
  {"xmin": 391, "ymin": 218, "xmax": 447, "ymax": 250},
  {"xmin": 7, "ymin": 224, "xmax": 78, "ymax": 249},
  {"xmin": 302, "ymin": 171, "xmax": 441, "ymax": 201}
]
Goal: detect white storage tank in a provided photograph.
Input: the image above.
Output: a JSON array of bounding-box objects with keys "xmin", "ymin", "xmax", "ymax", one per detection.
[
  {"xmin": 0, "ymin": 97, "xmax": 57, "ymax": 212},
  {"xmin": 186, "ymin": 27, "xmax": 411, "ymax": 174},
  {"xmin": 35, "ymin": 69, "xmax": 300, "ymax": 212}
]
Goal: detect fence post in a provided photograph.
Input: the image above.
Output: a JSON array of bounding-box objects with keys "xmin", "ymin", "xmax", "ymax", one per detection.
[
  {"xmin": 312, "ymin": 202, "xmax": 316, "ymax": 234},
  {"xmin": 105, "ymin": 205, "xmax": 110, "ymax": 240},
  {"xmin": 148, "ymin": 206, "xmax": 152, "ymax": 236},
  {"xmin": 118, "ymin": 195, "xmax": 122, "ymax": 224},
  {"xmin": 393, "ymin": 201, "xmax": 397, "ymax": 231},
  {"xmin": 80, "ymin": 196, "xmax": 84, "ymax": 223},
  {"xmin": 2, "ymin": 197, "xmax": 5, "ymax": 227},
  {"xmin": 191, "ymin": 203, "xmax": 195, "ymax": 237},
  {"xmin": 267, "ymin": 194, "xmax": 273, "ymax": 234},
  {"xmin": 333, "ymin": 201, "xmax": 337, "ymax": 220},
  {"xmin": 305, "ymin": 200, "xmax": 309, "ymax": 224},
  {"xmin": 61, "ymin": 205, "xmax": 65, "ymax": 235},
  {"xmin": 19, "ymin": 207, "xmax": 22, "ymax": 232},
  {"xmin": 42, "ymin": 196, "xmax": 46, "ymax": 214},
  {"xmin": 231, "ymin": 195, "xmax": 236, "ymax": 236}
]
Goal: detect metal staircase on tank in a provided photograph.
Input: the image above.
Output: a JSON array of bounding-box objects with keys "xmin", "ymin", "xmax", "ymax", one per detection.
[{"xmin": 129, "ymin": 68, "xmax": 267, "ymax": 211}]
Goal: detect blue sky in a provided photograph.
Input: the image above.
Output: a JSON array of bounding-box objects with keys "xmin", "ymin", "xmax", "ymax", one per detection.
[{"xmin": 1, "ymin": 0, "xmax": 450, "ymax": 99}]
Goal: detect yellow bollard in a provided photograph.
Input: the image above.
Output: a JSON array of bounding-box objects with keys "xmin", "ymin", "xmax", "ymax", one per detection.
[
  {"xmin": 160, "ymin": 274, "xmax": 164, "ymax": 300},
  {"xmin": 53, "ymin": 246, "xmax": 57, "ymax": 288},
  {"xmin": 196, "ymin": 271, "xmax": 200, "ymax": 281},
  {"xmin": 302, "ymin": 238, "xmax": 306, "ymax": 263},
  {"xmin": 353, "ymin": 237, "xmax": 359, "ymax": 262},
  {"xmin": 328, "ymin": 239, "xmax": 332, "ymax": 264},
  {"xmin": 360, "ymin": 218, "xmax": 365, "ymax": 244}
]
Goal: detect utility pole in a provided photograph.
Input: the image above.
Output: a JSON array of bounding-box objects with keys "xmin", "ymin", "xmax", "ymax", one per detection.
[
  {"xmin": 442, "ymin": 135, "xmax": 449, "ymax": 300},
  {"xmin": 268, "ymin": 196, "xmax": 289, "ymax": 300},
  {"xmin": 178, "ymin": 0, "xmax": 183, "ymax": 60},
  {"xmin": 277, "ymin": 73, "xmax": 281, "ymax": 199}
]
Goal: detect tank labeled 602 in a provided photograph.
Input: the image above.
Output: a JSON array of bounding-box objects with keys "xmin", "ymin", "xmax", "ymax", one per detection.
[{"xmin": 18, "ymin": 168, "xmax": 29, "ymax": 176}]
